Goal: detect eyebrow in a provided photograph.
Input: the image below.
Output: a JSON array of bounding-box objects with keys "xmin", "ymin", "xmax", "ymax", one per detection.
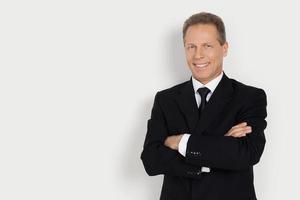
[{"xmin": 185, "ymin": 42, "xmax": 212, "ymax": 46}]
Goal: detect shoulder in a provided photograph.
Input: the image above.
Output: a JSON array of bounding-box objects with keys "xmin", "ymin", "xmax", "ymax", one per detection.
[
  {"xmin": 230, "ymin": 78, "xmax": 267, "ymax": 102},
  {"xmin": 155, "ymin": 80, "xmax": 189, "ymax": 98}
]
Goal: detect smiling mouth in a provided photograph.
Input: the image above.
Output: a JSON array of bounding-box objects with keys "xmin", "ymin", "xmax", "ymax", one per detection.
[{"xmin": 193, "ymin": 62, "xmax": 210, "ymax": 68}]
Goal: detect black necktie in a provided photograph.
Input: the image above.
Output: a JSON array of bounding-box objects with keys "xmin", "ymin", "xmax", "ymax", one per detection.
[{"xmin": 197, "ymin": 87, "xmax": 211, "ymax": 116}]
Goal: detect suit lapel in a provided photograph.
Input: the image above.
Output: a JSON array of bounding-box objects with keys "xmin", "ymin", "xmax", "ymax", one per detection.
[
  {"xmin": 175, "ymin": 77, "xmax": 199, "ymax": 133},
  {"xmin": 175, "ymin": 72, "xmax": 234, "ymax": 135}
]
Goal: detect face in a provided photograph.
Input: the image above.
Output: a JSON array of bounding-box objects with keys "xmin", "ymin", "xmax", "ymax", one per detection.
[{"xmin": 184, "ymin": 24, "xmax": 228, "ymax": 84}]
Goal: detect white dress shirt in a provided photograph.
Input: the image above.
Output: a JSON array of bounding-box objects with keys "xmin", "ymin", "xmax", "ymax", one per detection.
[{"xmin": 178, "ymin": 71, "xmax": 224, "ymax": 157}]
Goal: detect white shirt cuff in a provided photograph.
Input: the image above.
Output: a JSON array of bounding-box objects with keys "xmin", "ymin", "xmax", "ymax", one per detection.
[
  {"xmin": 178, "ymin": 133, "xmax": 191, "ymax": 157},
  {"xmin": 201, "ymin": 167, "xmax": 211, "ymax": 173}
]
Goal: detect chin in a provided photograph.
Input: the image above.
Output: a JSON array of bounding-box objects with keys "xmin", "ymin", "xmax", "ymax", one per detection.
[
  {"xmin": 194, "ymin": 75, "xmax": 208, "ymax": 82},
  {"xmin": 193, "ymin": 72, "xmax": 210, "ymax": 80}
]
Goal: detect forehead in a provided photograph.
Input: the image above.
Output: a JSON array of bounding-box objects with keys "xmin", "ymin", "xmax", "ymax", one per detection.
[{"xmin": 184, "ymin": 24, "xmax": 219, "ymax": 43}]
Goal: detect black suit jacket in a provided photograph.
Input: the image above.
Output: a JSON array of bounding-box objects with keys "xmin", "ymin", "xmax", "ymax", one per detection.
[{"xmin": 141, "ymin": 72, "xmax": 267, "ymax": 200}]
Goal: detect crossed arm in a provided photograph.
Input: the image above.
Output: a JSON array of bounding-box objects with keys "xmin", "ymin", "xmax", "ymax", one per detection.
[
  {"xmin": 164, "ymin": 122, "xmax": 252, "ymax": 151},
  {"xmin": 141, "ymin": 89, "xmax": 267, "ymax": 178}
]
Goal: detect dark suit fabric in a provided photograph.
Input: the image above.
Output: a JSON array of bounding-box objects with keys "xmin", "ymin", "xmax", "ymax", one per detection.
[{"xmin": 141, "ymin": 73, "xmax": 267, "ymax": 200}]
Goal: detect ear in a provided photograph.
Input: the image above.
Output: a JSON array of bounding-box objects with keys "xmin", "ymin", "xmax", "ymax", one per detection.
[{"xmin": 222, "ymin": 42, "xmax": 229, "ymax": 57}]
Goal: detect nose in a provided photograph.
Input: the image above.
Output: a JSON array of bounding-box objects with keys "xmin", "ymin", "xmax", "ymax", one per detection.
[{"xmin": 195, "ymin": 47, "xmax": 204, "ymax": 59}]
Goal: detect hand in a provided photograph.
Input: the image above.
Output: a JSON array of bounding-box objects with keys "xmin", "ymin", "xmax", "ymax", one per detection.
[
  {"xmin": 224, "ymin": 122, "xmax": 252, "ymax": 138},
  {"xmin": 164, "ymin": 134, "xmax": 184, "ymax": 150}
]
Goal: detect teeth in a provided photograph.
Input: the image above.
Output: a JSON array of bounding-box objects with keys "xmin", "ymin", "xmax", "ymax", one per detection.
[{"xmin": 195, "ymin": 63, "xmax": 209, "ymax": 68}]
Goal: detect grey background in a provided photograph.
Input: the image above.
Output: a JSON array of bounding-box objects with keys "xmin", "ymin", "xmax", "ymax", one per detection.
[{"xmin": 0, "ymin": 0, "xmax": 298, "ymax": 199}]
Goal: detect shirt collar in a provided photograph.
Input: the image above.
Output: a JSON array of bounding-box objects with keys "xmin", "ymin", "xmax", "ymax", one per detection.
[{"xmin": 192, "ymin": 71, "xmax": 224, "ymax": 94}]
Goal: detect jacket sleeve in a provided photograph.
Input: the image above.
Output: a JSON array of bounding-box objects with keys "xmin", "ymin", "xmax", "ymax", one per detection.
[
  {"xmin": 141, "ymin": 92, "xmax": 203, "ymax": 179},
  {"xmin": 185, "ymin": 89, "xmax": 267, "ymax": 170}
]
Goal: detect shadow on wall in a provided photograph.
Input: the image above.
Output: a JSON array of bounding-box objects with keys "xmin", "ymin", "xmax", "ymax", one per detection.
[
  {"xmin": 121, "ymin": 97, "xmax": 162, "ymax": 200},
  {"xmin": 164, "ymin": 27, "xmax": 190, "ymax": 83},
  {"xmin": 120, "ymin": 28, "xmax": 190, "ymax": 200}
]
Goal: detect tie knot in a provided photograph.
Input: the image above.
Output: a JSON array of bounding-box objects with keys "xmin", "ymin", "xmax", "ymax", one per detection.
[{"xmin": 197, "ymin": 87, "xmax": 211, "ymax": 99}]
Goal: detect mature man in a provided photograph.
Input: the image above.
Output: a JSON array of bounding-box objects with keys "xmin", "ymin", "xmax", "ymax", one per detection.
[{"xmin": 141, "ymin": 12, "xmax": 267, "ymax": 200}]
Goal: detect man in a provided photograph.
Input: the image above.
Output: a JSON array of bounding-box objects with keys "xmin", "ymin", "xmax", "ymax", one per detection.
[{"xmin": 141, "ymin": 12, "xmax": 267, "ymax": 200}]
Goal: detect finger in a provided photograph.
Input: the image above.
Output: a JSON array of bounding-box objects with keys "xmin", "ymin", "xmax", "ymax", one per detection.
[
  {"xmin": 232, "ymin": 132, "xmax": 247, "ymax": 138},
  {"xmin": 245, "ymin": 128, "xmax": 252, "ymax": 134},
  {"xmin": 228, "ymin": 126, "xmax": 251, "ymax": 136},
  {"xmin": 231, "ymin": 127, "xmax": 252, "ymax": 137},
  {"xmin": 225, "ymin": 124, "xmax": 250, "ymax": 136},
  {"xmin": 232, "ymin": 122, "xmax": 247, "ymax": 129},
  {"xmin": 234, "ymin": 127, "xmax": 252, "ymax": 135},
  {"xmin": 227, "ymin": 126, "xmax": 249, "ymax": 135},
  {"xmin": 225, "ymin": 127, "xmax": 239, "ymax": 136}
]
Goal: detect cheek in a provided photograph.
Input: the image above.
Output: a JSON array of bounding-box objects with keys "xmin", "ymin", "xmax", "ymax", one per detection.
[
  {"xmin": 184, "ymin": 51, "xmax": 190, "ymax": 58},
  {"xmin": 186, "ymin": 54, "xmax": 194, "ymax": 62},
  {"xmin": 208, "ymin": 52, "xmax": 222, "ymax": 63},
  {"xmin": 206, "ymin": 50, "xmax": 215, "ymax": 57}
]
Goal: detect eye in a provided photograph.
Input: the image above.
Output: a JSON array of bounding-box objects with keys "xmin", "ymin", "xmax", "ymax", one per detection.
[
  {"xmin": 186, "ymin": 44, "xmax": 196, "ymax": 50},
  {"xmin": 205, "ymin": 44, "xmax": 213, "ymax": 48}
]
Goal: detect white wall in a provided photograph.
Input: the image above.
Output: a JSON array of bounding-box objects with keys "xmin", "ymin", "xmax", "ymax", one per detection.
[{"xmin": 0, "ymin": 0, "xmax": 299, "ymax": 199}]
